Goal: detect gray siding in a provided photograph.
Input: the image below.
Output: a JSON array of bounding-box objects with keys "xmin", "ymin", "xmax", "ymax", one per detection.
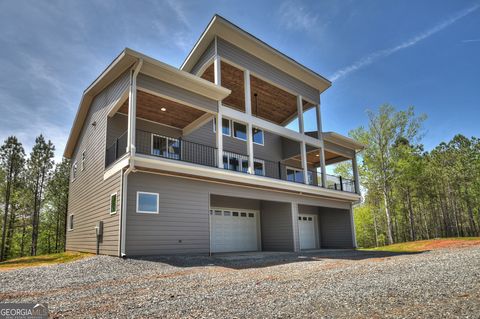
[
  {"xmin": 318, "ymin": 207, "xmax": 354, "ymax": 248},
  {"xmin": 190, "ymin": 40, "xmax": 215, "ymax": 75},
  {"xmin": 66, "ymin": 71, "xmax": 130, "ymax": 256},
  {"xmin": 211, "ymin": 195, "xmax": 260, "ymax": 210},
  {"xmin": 324, "ymin": 141, "xmax": 355, "ymax": 159},
  {"xmin": 137, "ymin": 74, "xmax": 218, "ymax": 113},
  {"xmin": 185, "ymin": 120, "xmax": 283, "ymax": 162},
  {"xmin": 217, "ymin": 38, "xmax": 320, "ymax": 104},
  {"xmin": 125, "ymin": 172, "xmax": 349, "ymax": 256},
  {"xmin": 260, "ymin": 201, "xmax": 294, "ymax": 251}
]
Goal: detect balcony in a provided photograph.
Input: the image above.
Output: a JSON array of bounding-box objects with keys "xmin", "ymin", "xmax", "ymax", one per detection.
[{"xmin": 105, "ymin": 129, "xmax": 357, "ymax": 194}]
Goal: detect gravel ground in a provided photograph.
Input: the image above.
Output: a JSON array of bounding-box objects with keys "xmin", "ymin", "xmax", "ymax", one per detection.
[{"xmin": 1, "ymin": 247, "xmax": 479, "ymax": 318}]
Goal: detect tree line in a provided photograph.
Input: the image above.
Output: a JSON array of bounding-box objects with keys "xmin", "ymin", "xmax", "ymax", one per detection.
[
  {"xmin": 343, "ymin": 105, "xmax": 480, "ymax": 247},
  {"xmin": 0, "ymin": 135, "xmax": 69, "ymax": 261}
]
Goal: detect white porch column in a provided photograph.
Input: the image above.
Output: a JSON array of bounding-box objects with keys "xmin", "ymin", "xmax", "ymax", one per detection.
[
  {"xmin": 301, "ymin": 141, "xmax": 308, "ymax": 184},
  {"xmin": 214, "ymin": 55, "xmax": 221, "ymax": 86},
  {"xmin": 244, "ymin": 69, "xmax": 254, "ymax": 174},
  {"xmin": 126, "ymin": 60, "xmax": 143, "ymax": 155},
  {"xmin": 352, "ymin": 154, "xmax": 360, "ymax": 195},
  {"xmin": 316, "ymin": 103, "xmax": 327, "ymax": 187},
  {"xmin": 350, "ymin": 204, "xmax": 358, "ymax": 248},
  {"xmin": 216, "ymin": 112, "xmax": 223, "ymax": 169},
  {"xmin": 291, "ymin": 202, "xmax": 300, "ymax": 252},
  {"xmin": 297, "ymin": 95, "xmax": 304, "ymax": 134}
]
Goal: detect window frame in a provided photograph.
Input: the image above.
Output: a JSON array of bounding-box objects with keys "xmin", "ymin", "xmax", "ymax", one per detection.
[
  {"xmin": 72, "ymin": 161, "xmax": 78, "ymax": 181},
  {"xmin": 286, "ymin": 166, "xmax": 314, "ymax": 184},
  {"xmin": 68, "ymin": 214, "xmax": 74, "ymax": 231},
  {"xmin": 252, "ymin": 127, "xmax": 264, "ymax": 146},
  {"xmin": 110, "ymin": 193, "xmax": 117, "ymax": 215},
  {"xmin": 213, "ymin": 118, "xmax": 232, "ymax": 137},
  {"xmin": 81, "ymin": 150, "xmax": 86, "ymax": 171},
  {"xmin": 253, "ymin": 159, "xmax": 265, "ymax": 176},
  {"xmin": 136, "ymin": 191, "xmax": 159, "ymax": 214},
  {"xmin": 150, "ymin": 134, "xmax": 181, "ymax": 159},
  {"xmin": 232, "ymin": 121, "xmax": 247, "ymax": 141}
]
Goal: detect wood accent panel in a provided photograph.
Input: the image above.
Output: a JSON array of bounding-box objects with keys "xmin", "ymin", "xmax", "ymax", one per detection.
[
  {"xmin": 119, "ymin": 90, "xmax": 206, "ymax": 129},
  {"xmin": 250, "ymin": 75, "xmax": 297, "ymax": 124},
  {"xmin": 200, "ymin": 62, "xmax": 245, "ymax": 112},
  {"xmin": 292, "ymin": 149, "xmax": 349, "ymax": 165}
]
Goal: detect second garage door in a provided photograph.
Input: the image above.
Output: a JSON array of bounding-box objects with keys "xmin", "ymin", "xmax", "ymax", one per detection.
[{"xmin": 210, "ymin": 208, "xmax": 259, "ymax": 253}]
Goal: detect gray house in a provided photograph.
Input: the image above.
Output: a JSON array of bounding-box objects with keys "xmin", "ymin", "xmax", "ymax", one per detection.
[{"xmin": 64, "ymin": 15, "xmax": 363, "ymax": 257}]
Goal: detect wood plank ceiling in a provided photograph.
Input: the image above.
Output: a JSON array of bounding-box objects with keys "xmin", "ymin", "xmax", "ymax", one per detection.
[
  {"xmin": 201, "ymin": 61, "xmax": 313, "ymax": 125},
  {"xmin": 291, "ymin": 149, "xmax": 349, "ymax": 165},
  {"xmin": 119, "ymin": 90, "xmax": 206, "ymax": 129}
]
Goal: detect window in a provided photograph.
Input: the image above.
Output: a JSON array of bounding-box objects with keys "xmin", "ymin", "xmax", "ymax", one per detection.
[
  {"xmin": 81, "ymin": 150, "xmax": 86, "ymax": 171},
  {"xmin": 213, "ymin": 118, "xmax": 231, "ymax": 136},
  {"xmin": 151, "ymin": 135, "xmax": 180, "ymax": 159},
  {"xmin": 72, "ymin": 162, "xmax": 77, "ymax": 180},
  {"xmin": 233, "ymin": 122, "xmax": 247, "ymax": 140},
  {"xmin": 68, "ymin": 215, "xmax": 74, "ymax": 230},
  {"xmin": 110, "ymin": 193, "xmax": 117, "ymax": 214},
  {"xmin": 252, "ymin": 127, "xmax": 264, "ymax": 145},
  {"xmin": 254, "ymin": 160, "xmax": 265, "ymax": 176},
  {"xmin": 136, "ymin": 192, "xmax": 159, "ymax": 214},
  {"xmin": 240, "ymin": 212, "xmax": 247, "ymax": 217},
  {"xmin": 232, "ymin": 212, "xmax": 239, "ymax": 217},
  {"xmin": 286, "ymin": 167, "xmax": 314, "ymax": 184},
  {"xmin": 248, "ymin": 213, "xmax": 254, "ymax": 218}
]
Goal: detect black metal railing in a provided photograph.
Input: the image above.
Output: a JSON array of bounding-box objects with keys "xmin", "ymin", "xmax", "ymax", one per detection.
[
  {"xmin": 105, "ymin": 129, "xmax": 357, "ymax": 193},
  {"xmin": 105, "ymin": 131, "xmax": 128, "ymax": 167}
]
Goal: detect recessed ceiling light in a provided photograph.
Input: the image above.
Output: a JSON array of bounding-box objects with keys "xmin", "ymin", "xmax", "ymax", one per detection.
[
  {"xmin": 161, "ymin": 107, "xmax": 166, "ymax": 112},
  {"xmin": 315, "ymin": 154, "xmax": 319, "ymax": 157}
]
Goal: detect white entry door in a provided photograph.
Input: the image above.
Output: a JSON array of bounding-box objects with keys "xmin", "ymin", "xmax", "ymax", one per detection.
[
  {"xmin": 210, "ymin": 208, "xmax": 258, "ymax": 253},
  {"xmin": 299, "ymin": 214, "xmax": 316, "ymax": 250}
]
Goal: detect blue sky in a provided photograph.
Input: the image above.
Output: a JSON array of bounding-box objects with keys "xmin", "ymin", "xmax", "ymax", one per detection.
[{"xmin": 0, "ymin": 0, "xmax": 479, "ymax": 162}]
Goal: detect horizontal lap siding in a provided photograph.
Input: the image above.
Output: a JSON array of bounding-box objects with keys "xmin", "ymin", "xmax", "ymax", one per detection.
[
  {"xmin": 66, "ymin": 70, "xmax": 130, "ymax": 256},
  {"xmin": 260, "ymin": 201, "xmax": 294, "ymax": 251},
  {"xmin": 318, "ymin": 207, "xmax": 354, "ymax": 248},
  {"xmin": 137, "ymin": 74, "xmax": 218, "ymax": 113},
  {"xmin": 217, "ymin": 38, "xmax": 320, "ymax": 104},
  {"xmin": 125, "ymin": 172, "xmax": 349, "ymax": 256},
  {"xmin": 190, "ymin": 40, "xmax": 215, "ymax": 75},
  {"xmin": 126, "ymin": 173, "xmax": 210, "ymax": 255}
]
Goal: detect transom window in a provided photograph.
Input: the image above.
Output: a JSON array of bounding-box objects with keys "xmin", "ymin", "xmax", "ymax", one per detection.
[
  {"xmin": 136, "ymin": 192, "xmax": 159, "ymax": 214},
  {"xmin": 253, "ymin": 127, "xmax": 264, "ymax": 145},
  {"xmin": 233, "ymin": 122, "xmax": 247, "ymax": 140},
  {"xmin": 213, "ymin": 118, "xmax": 231, "ymax": 136},
  {"xmin": 151, "ymin": 134, "xmax": 180, "ymax": 159}
]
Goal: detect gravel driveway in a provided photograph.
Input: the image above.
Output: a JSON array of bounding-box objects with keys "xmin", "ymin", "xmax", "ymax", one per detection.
[{"xmin": 1, "ymin": 247, "xmax": 479, "ymax": 318}]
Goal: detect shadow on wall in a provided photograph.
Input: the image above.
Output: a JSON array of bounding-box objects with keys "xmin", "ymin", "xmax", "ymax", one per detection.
[{"xmin": 127, "ymin": 249, "xmax": 423, "ymax": 270}]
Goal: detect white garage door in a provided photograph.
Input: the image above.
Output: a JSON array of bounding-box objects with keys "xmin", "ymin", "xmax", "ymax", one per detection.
[
  {"xmin": 210, "ymin": 208, "xmax": 258, "ymax": 253},
  {"xmin": 299, "ymin": 214, "xmax": 316, "ymax": 250}
]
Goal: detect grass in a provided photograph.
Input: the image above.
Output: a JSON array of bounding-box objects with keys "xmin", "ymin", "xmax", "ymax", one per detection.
[
  {"xmin": 359, "ymin": 237, "xmax": 480, "ymax": 253},
  {"xmin": 0, "ymin": 251, "xmax": 93, "ymax": 271}
]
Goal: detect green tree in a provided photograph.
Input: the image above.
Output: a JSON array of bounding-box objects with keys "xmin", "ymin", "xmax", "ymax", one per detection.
[
  {"xmin": 27, "ymin": 135, "xmax": 55, "ymax": 256},
  {"xmin": 351, "ymin": 105, "xmax": 425, "ymax": 244},
  {"xmin": 0, "ymin": 136, "xmax": 25, "ymax": 261}
]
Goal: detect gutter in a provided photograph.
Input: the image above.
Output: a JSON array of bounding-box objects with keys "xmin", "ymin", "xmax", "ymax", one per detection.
[{"xmin": 119, "ymin": 59, "xmax": 143, "ymax": 257}]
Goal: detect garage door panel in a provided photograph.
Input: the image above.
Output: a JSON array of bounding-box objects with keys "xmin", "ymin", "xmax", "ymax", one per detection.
[
  {"xmin": 211, "ymin": 208, "xmax": 259, "ymax": 253},
  {"xmin": 299, "ymin": 214, "xmax": 316, "ymax": 250}
]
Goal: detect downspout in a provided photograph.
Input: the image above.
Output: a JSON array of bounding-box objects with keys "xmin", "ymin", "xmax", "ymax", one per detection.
[{"xmin": 120, "ymin": 59, "xmax": 143, "ymax": 257}]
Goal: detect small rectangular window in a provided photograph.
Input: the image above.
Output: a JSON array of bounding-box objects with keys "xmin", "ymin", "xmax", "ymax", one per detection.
[
  {"xmin": 253, "ymin": 127, "xmax": 264, "ymax": 145},
  {"xmin": 308, "ymin": 217, "xmax": 313, "ymax": 221},
  {"xmin": 248, "ymin": 213, "xmax": 254, "ymax": 218},
  {"xmin": 110, "ymin": 193, "xmax": 117, "ymax": 214},
  {"xmin": 213, "ymin": 118, "xmax": 231, "ymax": 136},
  {"xmin": 136, "ymin": 192, "xmax": 159, "ymax": 214},
  {"xmin": 215, "ymin": 210, "xmax": 222, "ymax": 216},
  {"xmin": 240, "ymin": 212, "xmax": 247, "ymax": 217},
  {"xmin": 233, "ymin": 122, "xmax": 247, "ymax": 141},
  {"xmin": 254, "ymin": 160, "xmax": 265, "ymax": 176},
  {"xmin": 81, "ymin": 150, "xmax": 86, "ymax": 171},
  {"xmin": 224, "ymin": 211, "xmax": 231, "ymax": 216},
  {"xmin": 232, "ymin": 212, "xmax": 239, "ymax": 217},
  {"xmin": 68, "ymin": 215, "xmax": 74, "ymax": 230},
  {"xmin": 72, "ymin": 162, "xmax": 78, "ymax": 180}
]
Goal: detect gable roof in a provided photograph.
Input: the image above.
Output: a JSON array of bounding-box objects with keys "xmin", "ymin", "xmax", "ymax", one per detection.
[
  {"xmin": 181, "ymin": 14, "xmax": 332, "ymax": 93},
  {"xmin": 63, "ymin": 48, "xmax": 230, "ymax": 158}
]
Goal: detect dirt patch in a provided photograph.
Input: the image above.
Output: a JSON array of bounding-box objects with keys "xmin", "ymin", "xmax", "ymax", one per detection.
[{"xmin": 422, "ymin": 239, "xmax": 480, "ymax": 250}]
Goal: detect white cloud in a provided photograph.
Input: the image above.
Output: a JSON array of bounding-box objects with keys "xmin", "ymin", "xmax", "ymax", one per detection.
[
  {"xmin": 462, "ymin": 38, "xmax": 480, "ymax": 43},
  {"xmin": 330, "ymin": 4, "xmax": 480, "ymax": 81},
  {"xmin": 278, "ymin": 0, "xmax": 319, "ymax": 31}
]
